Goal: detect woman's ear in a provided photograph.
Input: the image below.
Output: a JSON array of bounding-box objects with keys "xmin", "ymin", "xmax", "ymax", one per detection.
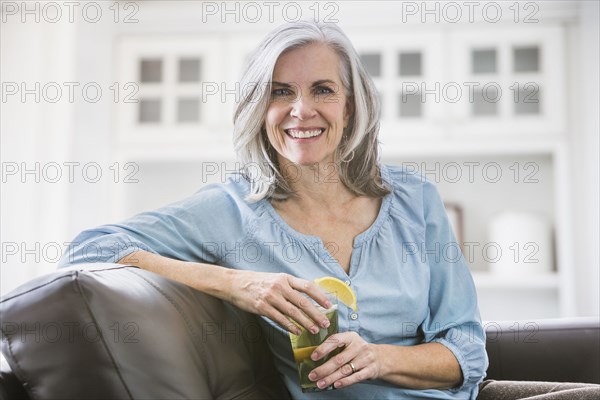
[{"xmin": 344, "ymin": 97, "xmax": 354, "ymax": 128}]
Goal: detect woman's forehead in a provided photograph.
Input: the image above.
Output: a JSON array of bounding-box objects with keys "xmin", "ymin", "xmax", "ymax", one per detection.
[{"xmin": 272, "ymin": 43, "xmax": 342, "ymax": 84}]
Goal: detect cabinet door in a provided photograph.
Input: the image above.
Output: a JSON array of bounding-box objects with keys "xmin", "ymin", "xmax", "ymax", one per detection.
[
  {"xmin": 349, "ymin": 29, "xmax": 446, "ymax": 147},
  {"xmin": 115, "ymin": 35, "xmax": 224, "ymax": 144},
  {"xmin": 448, "ymin": 25, "xmax": 565, "ymax": 136}
]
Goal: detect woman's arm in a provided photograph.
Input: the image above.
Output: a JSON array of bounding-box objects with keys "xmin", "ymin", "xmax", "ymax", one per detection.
[
  {"xmin": 118, "ymin": 250, "xmax": 236, "ymax": 300},
  {"xmin": 60, "ymin": 186, "xmax": 333, "ymax": 335},
  {"xmin": 118, "ymin": 250, "xmax": 333, "ymax": 335},
  {"xmin": 374, "ymin": 342, "xmax": 462, "ymax": 389}
]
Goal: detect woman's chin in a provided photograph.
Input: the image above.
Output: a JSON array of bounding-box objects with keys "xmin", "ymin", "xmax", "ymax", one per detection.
[
  {"xmin": 278, "ymin": 153, "xmax": 336, "ymax": 170},
  {"xmin": 286, "ymin": 153, "xmax": 333, "ymax": 167},
  {"xmin": 290, "ymin": 158, "xmax": 332, "ymax": 168}
]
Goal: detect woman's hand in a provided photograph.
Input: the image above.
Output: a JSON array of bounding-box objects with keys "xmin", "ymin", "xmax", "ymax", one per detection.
[
  {"xmin": 227, "ymin": 270, "xmax": 332, "ymax": 335},
  {"xmin": 309, "ymin": 333, "xmax": 463, "ymax": 390},
  {"xmin": 308, "ymin": 331, "xmax": 382, "ymax": 390}
]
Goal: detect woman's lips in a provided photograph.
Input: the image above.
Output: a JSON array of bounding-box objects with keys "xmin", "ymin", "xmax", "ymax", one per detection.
[{"xmin": 284, "ymin": 128, "xmax": 325, "ymax": 139}]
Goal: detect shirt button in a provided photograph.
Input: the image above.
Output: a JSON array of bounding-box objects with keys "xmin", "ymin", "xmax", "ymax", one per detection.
[
  {"xmin": 350, "ymin": 313, "xmax": 358, "ymax": 320},
  {"xmin": 344, "ymin": 280, "xmax": 351, "ymax": 285}
]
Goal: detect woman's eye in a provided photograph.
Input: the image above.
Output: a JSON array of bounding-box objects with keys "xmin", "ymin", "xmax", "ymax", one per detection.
[
  {"xmin": 272, "ymin": 88, "xmax": 292, "ymax": 97},
  {"xmin": 315, "ymin": 86, "xmax": 334, "ymax": 95}
]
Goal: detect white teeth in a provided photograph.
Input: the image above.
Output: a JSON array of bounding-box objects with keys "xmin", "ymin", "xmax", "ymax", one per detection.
[{"xmin": 286, "ymin": 129, "xmax": 324, "ymax": 138}]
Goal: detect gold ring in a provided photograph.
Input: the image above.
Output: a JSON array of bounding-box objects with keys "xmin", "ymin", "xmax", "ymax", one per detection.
[{"xmin": 349, "ymin": 362, "xmax": 356, "ymax": 374}]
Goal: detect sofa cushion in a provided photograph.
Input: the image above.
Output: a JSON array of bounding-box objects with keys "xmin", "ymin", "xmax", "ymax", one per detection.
[{"xmin": 0, "ymin": 264, "xmax": 289, "ymax": 400}]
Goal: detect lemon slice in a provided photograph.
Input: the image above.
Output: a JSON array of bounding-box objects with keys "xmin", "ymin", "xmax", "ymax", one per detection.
[{"xmin": 314, "ymin": 276, "xmax": 358, "ymax": 311}]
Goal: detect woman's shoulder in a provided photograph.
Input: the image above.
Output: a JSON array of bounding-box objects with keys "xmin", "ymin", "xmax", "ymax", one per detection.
[
  {"xmin": 381, "ymin": 164, "xmax": 443, "ymax": 226},
  {"xmin": 382, "ymin": 163, "xmax": 438, "ymax": 196},
  {"xmin": 191, "ymin": 172, "xmax": 251, "ymax": 202},
  {"xmin": 156, "ymin": 172, "xmax": 256, "ymax": 227}
]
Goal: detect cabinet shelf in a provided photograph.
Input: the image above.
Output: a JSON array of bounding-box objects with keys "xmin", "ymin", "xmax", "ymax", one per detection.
[{"xmin": 380, "ymin": 133, "xmax": 564, "ymax": 158}]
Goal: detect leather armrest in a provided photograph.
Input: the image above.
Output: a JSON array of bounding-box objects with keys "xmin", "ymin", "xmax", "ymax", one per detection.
[
  {"xmin": 0, "ymin": 264, "xmax": 289, "ymax": 400},
  {"xmin": 485, "ymin": 317, "xmax": 600, "ymax": 383}
]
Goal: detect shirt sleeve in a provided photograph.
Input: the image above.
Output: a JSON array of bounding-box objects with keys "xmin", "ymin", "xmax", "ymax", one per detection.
[
  {"xmin": 420, "ymin": 179, "xmax": 489, "ymax": 393},
  {"xmin": 59, "ymin": 184, "xmax": 246, "ymax": 268}
]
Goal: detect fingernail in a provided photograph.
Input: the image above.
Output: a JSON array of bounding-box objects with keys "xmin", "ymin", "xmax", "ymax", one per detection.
[
  {"xmin": 310, "ymin": 326, "xmax": 319, "ymax": 334},
  {"xmin": 321, "ymin": 319, "xmax": 330, "ymax": 328},
  {"xmin": 308, "ymin": 372, "xmax": 317, "ymax": 381},
  {"xmin": 311, "ymin": 351, "xmax": 319, "ymax": 361},
  {"xmin": 295, "ymin": 327, "xmax": 302, "ymax": 335},
  {"xmin": 317, "ymin": 380, "xmax": 326, "ymax": 389},
  {"xmin": 325, "ymin": 300, "xmax": 332, "ymax": 308}
]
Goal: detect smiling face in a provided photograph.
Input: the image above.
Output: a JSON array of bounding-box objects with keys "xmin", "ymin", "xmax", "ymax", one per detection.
[{"xmin": 265, "ymin": 43, "xmax": 352, "ymax": 168}]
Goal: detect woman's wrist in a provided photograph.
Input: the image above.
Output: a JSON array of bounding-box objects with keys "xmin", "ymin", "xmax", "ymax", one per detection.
[
  {"xmin": 371, "ymin": 343, "xmax": 396, "ymax": 382},
  {"xmin": 198, "ymin": 263, "xmax": 238, "ymax": 301}
]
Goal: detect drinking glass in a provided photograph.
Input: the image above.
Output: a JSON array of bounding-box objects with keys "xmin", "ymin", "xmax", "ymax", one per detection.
[{"xmin": 289, "ymin": 292, "xmax": 340, "ymax": 392}]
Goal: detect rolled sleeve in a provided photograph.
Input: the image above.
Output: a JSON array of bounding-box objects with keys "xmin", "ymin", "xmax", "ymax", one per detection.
[
  {"xmin": 59, "ymin": 183, "xmax": 246, "ymax": 268},
  {"xmin": 60, "ymin": 228, "xmax": 158, "ymax": 266},
  {"xmin": 431, "ymin": 323, "xmax": 488, "ymax": 392}
]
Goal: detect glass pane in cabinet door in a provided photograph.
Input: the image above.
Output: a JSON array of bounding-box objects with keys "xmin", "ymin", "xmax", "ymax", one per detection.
[
  {"xmin": 513, "ymin": 47, "xmax": 539, "ymax": 72},
  {"xmin": 179, "ymin": 58, "xmax": 201, "ymax": 82},
  {"xmin": 140, "ymin": 59, "xmax": 162, "ymax": 83},
  {"xmin": 360, "ymin": 53, "xmax": 381, "ymax": 77},
  {"xmin": 139, "ymin": 99, "xmax": 161, "ymax": 123},
  {"xmin": 514, "ymin": 86, "xmax": 540, "ymax": 115},
  {"xmin": 398, "ymin": 52, "xmax": 421, "ymax": 76},
  {"xmin": 472, "ymin": 49, "xmax": 496, "ymax": 74},
  {"xmin": 398, "ymin": 91, "xmax": 421, "ymax": 117},
  {"xmin": 177, "ymin": 97, "xmax": 200, "ymax": 122},
  {"xmin": 472, "ymin": 87, "xmax": 498, "ymax": 116}
]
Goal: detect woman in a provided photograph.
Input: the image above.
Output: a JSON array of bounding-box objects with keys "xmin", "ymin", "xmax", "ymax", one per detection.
[{"xmin": 61, "ymin": 21, "xmax": 487, "ymax": 398}]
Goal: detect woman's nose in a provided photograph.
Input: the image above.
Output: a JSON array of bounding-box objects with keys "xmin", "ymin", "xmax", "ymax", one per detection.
[{"xmin": 290, "ymin": 96, "xmax": 317, "ymax": 120}]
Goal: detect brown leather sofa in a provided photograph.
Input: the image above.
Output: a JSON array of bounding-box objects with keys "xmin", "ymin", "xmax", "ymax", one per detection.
[{"xmin": 1, "ymin": 264, "xmax": 599, "ymax": 399}]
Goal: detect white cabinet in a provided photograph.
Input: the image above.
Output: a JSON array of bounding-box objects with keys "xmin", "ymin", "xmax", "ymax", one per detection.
[{"xmin": 352, "ymin": 25, "xmax": 565, "ymax": 140}]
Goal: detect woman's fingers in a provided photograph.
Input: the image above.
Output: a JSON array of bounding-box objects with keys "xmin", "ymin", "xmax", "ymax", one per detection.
[
  {"xmin": 311, "ymin": 332, "xmax": 351, "ymax": 362},
  {"xmin": 286, "ymin": 276, "xmax": 333, "ymax": 330},
  {"xmin": 286, "ymin": 290, "xmax": 331, "ymax": 331},
  {"xmin": 247, "ymin": 273, "xmax": 328, "ymax": 333},
  {"xmin": 268, "ymin": 274, "xmax": 331, "ymax": 333},
  {"xmin": 289, "ymin": 276, "xmax": 332, "ymax": 310},
  {"xmin": 258, "ymin": 301, "xmax": 302, "ymax": 335},
  {"xmin": 273, "ymin": 295, "xmax": 322, "ymax": 334},
  {"xmin": 308, "ymin": 332, "xmax": 379, "ymax": 389},
  {"xmin": 324, "ymin": 357, "xmax": 377, "ymax": 390},
  {"xmin": 232, "ymin": 271, "xmax": 333, "ymax": 334}
]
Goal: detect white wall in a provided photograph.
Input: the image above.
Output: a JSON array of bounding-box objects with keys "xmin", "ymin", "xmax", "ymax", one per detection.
[{"xmin": 1, "ymin": 17, "xmax": 76, "ymax": 293}]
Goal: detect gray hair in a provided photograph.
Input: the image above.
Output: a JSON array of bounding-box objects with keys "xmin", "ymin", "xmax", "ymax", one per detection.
[{"xmin": 233, "ymin": 20, "xmax": 389, "ymax": 201}]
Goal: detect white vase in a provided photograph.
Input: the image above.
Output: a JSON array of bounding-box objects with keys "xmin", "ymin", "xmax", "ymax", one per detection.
[{"xmin": 488, "ymin": 211, "xmax": 553, "ymax": 275}]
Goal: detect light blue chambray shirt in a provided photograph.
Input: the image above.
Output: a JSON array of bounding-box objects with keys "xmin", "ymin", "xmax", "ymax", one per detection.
[{"xmin": 60, "ymin": 164, "xmax": 488, "ymax": 399}]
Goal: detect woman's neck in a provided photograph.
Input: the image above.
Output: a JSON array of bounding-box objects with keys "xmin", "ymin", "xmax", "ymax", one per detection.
[{"xmin": 278, "ymin": 160, "xmax": 356, "ymax": 211}]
